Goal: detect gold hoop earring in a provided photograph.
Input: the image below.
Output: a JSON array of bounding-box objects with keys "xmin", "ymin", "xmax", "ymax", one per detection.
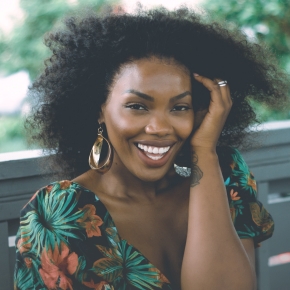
[{"xmin": 89, "ymin": 126, "xmax": 113, "ymax": 174}]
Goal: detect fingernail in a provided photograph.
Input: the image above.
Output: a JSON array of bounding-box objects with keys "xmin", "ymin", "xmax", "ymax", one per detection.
[{"xmin": 193, "ymin": 73, "xmax": 199, "ymax": 77}]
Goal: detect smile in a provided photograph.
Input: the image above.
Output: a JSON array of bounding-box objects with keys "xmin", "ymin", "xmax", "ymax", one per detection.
[{"xmin": 137, "ymin": 143, "xmax": 171, "ymax": 160}]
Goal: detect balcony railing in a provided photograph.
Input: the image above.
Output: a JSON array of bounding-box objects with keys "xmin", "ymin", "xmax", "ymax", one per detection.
[{"xmin": 0, "ymin": 120, "xmax": 290, "ymax": 290}]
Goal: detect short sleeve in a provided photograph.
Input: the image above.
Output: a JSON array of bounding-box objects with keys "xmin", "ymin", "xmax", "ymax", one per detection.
[{"xmin": 218, "ymin": 147, "xmax": 274, "ymax": 247}]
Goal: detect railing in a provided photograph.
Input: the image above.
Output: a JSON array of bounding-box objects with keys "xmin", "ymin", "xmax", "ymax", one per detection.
[
  {"xmin": 0, "ymin": 120, "xmax": 290, "ymax": 290},
  {"xmin": 241, "ymin": 121, "xmax": 290, "ymax": 290}
]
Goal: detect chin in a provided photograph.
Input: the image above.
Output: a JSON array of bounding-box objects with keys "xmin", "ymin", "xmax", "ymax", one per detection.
[
  {"xmin": 134, "ymin": 168, "xmax": 172, "ymax": 183},
  {"xmin": 140, "ymin": 175, "xmax": 163, "ymax": 183}
]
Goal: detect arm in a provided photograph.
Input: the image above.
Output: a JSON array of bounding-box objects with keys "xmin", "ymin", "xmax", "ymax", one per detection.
[{"xmin": 181, "ymin": 75, "xmax": 256, "ymax": 290}]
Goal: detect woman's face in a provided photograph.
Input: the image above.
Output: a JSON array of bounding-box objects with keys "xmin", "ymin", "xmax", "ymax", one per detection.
[{"xmin": 100, "ymin": 57, "xmax": 194, "ymax": 182}]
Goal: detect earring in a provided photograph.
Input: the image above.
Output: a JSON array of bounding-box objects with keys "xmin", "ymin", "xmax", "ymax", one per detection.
[
  {"xmin": 174, "ymin": 164, "xmax": 191, "ymax": 177},
  {"xmin": 89, "ymin": 125, "xmax": 113, "ymax": 174}
]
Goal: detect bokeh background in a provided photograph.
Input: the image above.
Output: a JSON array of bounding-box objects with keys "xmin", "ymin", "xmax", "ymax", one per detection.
[{"xmin": 1, "ymin": 0, "xmax": 290, "ymax": 154}]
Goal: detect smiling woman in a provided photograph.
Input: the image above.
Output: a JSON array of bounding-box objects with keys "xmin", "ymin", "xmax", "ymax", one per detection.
[{"xmin": 14, "ymin": 5, "xmax": 288, "ymax": 290}]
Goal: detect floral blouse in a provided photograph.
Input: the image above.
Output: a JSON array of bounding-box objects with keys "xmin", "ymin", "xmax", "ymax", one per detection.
[{"xmin": 14, "ymin": 147, "xmax": 274, "ymax": 290}]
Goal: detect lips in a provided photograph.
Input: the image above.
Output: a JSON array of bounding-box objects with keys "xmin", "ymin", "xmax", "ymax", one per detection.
[{"xmin": 134, "ymin": 140, "xmax": 176, "ymax": 166}]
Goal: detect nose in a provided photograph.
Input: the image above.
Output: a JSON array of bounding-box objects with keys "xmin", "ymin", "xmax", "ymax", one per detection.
[{"xmin": 145, "ymin": 114, "xmax": 173, "ymax": 136}]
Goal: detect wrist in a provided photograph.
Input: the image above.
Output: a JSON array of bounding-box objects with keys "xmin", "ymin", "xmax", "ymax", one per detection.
[
  {"xmin": 190, "ymin": 148, "xmax": 219, "ymax": 168},
  {"xmin": 191, "ymin": 146, "xmax": 217, "ymax": 157}
]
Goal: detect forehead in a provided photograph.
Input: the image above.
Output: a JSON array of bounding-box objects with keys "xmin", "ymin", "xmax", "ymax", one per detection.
[{"xmin": 109, "ymin": 57, "xmax": 191, "ymax": 93}]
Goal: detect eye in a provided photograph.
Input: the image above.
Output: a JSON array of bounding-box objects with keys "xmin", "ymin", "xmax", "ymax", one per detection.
[
  {"xmin": 125, "ymin": 104, "xmax": 147, "ymax": 110},
  {"xmin": 172, "ymin": 105, "xmax": 191, "ymax": 111}
]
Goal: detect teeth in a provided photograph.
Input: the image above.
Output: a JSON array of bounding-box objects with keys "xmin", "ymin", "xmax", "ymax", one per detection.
[
  {"xmin": 152, "ymin": 147, "xmax": 159, "ymax": 154},
  {"xmin": 137, "ymin": 144, "xmax": 171, "ymax": 155},
  {"xmin": 146, "ymin": 155, "xmax": 163, "ymax": 160}
]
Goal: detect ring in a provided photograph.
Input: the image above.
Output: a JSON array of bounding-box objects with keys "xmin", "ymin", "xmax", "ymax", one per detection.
[{"xmin": 217, "ymin": 80, "xmax": 228, "ymax": 87}]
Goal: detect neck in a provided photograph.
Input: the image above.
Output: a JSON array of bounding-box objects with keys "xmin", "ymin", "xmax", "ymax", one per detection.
[{"xmin": 88, "ymin": 155, "xmax": 181, "ymax": 203}]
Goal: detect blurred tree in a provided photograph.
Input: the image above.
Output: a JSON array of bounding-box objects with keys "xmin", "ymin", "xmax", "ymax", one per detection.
[
  {"xmin": 202, "ymin": 0, "xmax": 290, "ymax": 73},
  {"xmin": 0, "ymin": 0, "xmax": 117, "ymax": 80},
  {"xmin": 0, "ymin": 0, "xmax": 118, "ymax": 153},
  {"xmin": 202, "ymin": 0, "xmax": 290, "ymax": 121}
]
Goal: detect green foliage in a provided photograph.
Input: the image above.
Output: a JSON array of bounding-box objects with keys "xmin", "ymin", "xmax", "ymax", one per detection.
[
  {"xmin": 202, "ymin": 0, "xmax": 290, "ymax": 73},
  {"xmin": 0, "ymin": 115, "xmax": 32, "ymax": 153},
  {"xmin": 0, "ymin": 0, "xmax": 117, "ymax": 80},
  {"xmin": 202, "ymin": 0, "xmax": 290, "ymax": 121},
  {"xmin": 0, "ymin": 0, "xmax": 118, "ymax": 154},
  {"xmin": 0, "ymin": 115, "xmax": 24, "ymax": 139},
  {"xmin": 250, "ymin": 100, "xmax": 290, "ymax": 122}
]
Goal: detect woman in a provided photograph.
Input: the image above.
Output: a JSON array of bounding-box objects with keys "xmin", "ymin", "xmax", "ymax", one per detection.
[{"xmin": 14, "ymin": 6, "xmax": 288, "ymax": 290}]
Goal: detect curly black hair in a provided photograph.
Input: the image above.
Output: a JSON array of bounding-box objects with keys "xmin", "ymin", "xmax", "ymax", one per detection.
[{"xmin": 26, "ymin": 6, "xmax": 289, "ymax": 178}]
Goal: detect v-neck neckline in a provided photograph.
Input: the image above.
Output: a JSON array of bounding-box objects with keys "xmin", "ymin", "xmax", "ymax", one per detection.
[{"xmin": 71, "ymin": 181, "xmax": 172, "ymax": 286}]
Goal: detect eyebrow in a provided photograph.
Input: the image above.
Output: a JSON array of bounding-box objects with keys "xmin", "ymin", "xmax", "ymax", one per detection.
[{"xmin": 124, "ymin": 89, "xmax": 191, "ymax": 102}]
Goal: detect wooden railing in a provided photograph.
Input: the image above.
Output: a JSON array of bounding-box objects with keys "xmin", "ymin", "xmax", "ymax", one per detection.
[{"xmin": 0, "ymin": 120, "xmax": 290, "ymax": 290}]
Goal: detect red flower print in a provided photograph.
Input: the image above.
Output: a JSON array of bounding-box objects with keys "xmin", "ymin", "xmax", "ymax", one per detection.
[
  {"xmin": 17, "ymin": 236, "xmax": 31, "ymax": 254},
  {"xmin": 24, "ymin": 257, "xmax": 33, "ymax": 268},
  {"xmin": 77, "ymin": 204, "xmax": 103, "ymax": 237},
  {"xmin": 59, "ymin": 180, "xmax": 72, "ymax": 189},
  {"xmin": 229, "ymin": 205, "xmax": 236, "ymax": 222},
  {"xmin": 248, "ymin": 174, "xmax": 257, "ymax": 192},
  {"xmin": 230, "ymin": 189, "xmax": 240, "ymax": 201},
  {"xmin": 39, "ymin": 242, "xmax": 78, "ymax": 290},
  {"xmin": 159, "ymin": 272, "xmax": 170, "ymax": 283},
  {"xmin": 229, "ymin": 161, "xmax": 236, "ymax": 170}
]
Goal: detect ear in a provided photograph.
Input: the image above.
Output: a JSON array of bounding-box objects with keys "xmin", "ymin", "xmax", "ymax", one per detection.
[
  {"xmin": 98, "ymin": 112, "xmax": 104, "ymax": 124},
  {"xmin": 193, "ymin": 109, "xmax": 208, "ymax": 130},
  {"xmin": 98, "ymin": 103, "xmax": 106, "ymax": 124}
]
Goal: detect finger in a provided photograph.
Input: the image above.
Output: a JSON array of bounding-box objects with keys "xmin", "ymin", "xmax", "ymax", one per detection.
[
  {"xmin": 193, "ymin": 74, "xmax": 224, "ymax": 106},
  {"xmin": 193, "ymin": 73, "xmax": 221, "ymax": 93},
  {"xmin": 215, "ymin": 78, "xmax": 232, "ymax": 105},
  {"xmin": 215, "ymin": 78, "xmax": 230, "ymax": 97},
  {"xmin": 217, "ymin": 79, "xmax": 233, "ymax": 103}
]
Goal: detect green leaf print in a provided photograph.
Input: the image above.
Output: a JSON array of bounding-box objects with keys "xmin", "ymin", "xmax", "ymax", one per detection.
[
  {"xmin": 92, "ymin": 241, "xmax": 169, "ymax": 289},
  {"xmin": 19, "ymin": 181, "xmax": 85, "ymax": 255},
  {"xmin": 237, "ymin": 224, "xmax": 260, "ymax": 239},
  {"xmin": 230, "ymin": 149, "xmax": 257, "ymax": 196},
  {"xmin": 14, "ymin": 258, "xmax": 45, "ymax": 290}
]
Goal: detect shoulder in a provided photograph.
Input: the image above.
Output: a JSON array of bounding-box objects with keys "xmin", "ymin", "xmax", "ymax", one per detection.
[
  {"xmin": 21, "ymin": 180, "xmax": 97, "ymax": 213},
  {"xmin": 19, "ymin": 180, "xmax": 107, "ymax": 232},
  {"xmin": 15, "ymin": 180, "xmax": 109, "ymax": 289},
  {"xmin": 218, "ymin": 147, "xmax": 257, "ymax": 197},
  {"xmin": 17, "ymin": 180, "xmax": 107, "ymax": 258},
  {"xmin": 18, "ymin": 181, "xmax": 93, "ymax": 251},
  {"xmin": 217, "ymin": 147, "xmax": 275, "ymax": 245},
  {"xmin": 216, "ymin": 146, "xmax": 245, "ymax": 166}
]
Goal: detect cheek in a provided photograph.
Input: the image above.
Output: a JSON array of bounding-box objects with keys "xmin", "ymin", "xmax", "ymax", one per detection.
[
  {"xmin": 104, "ymin": 106, "xmax": 141, "ymax": 139},
  {"xmin": 174, "ymin": 113, "xmax": 194, "ymax": 140}
]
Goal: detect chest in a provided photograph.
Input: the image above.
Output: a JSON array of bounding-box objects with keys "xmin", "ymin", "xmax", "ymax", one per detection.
[{"xmin": 106, "ymin": 195, "xmax": 189, "ymax": 288}]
